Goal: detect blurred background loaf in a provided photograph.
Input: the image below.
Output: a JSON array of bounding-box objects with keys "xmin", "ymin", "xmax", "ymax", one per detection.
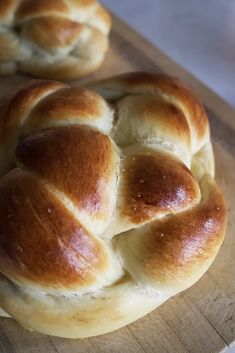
[{"xmin": 0, "ymin": 0, "xmax": 111, "ymax": 80}]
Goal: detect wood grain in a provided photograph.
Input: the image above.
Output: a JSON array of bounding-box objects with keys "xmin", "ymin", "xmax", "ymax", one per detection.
[{"xmin": 0, "ymin": 14, "xmax": 234, "ymax": 353}]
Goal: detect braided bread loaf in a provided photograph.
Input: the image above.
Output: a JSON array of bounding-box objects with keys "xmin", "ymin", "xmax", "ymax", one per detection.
[
  {"xmin": 0, "ymin": 73, "xmax": 227, "ymax": 338},
  {"xmin": 0, "ymin": 0, "xmax": 111, "ymax": 79}
]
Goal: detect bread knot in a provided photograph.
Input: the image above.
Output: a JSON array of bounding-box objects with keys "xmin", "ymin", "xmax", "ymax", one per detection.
[
  {"xmin": 0, "ymin": 73, "xmax": 227, "ymax": 338},
  {"xmin": 0, "ymin": 0, "xmax": 111, "ymax": 79}
]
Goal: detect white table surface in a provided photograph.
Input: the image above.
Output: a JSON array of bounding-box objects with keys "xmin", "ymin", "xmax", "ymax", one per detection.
[{"xmin": 103, "ymin": 1, "xmax": 235, "ymax": 352}]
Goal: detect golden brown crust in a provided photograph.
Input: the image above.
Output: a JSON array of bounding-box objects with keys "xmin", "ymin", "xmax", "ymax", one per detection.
[
  {"xmin": 0, "ymin": 0, "xmax": 111, "ymax": 79},
  {"xmin": 89, "ymin": 72, "xmax": 209, "ymax": 152},
  {"xmin": 0, "ymin": 80, "xmax": 65, "ymax": 136},
  {"xmin": 0, "ymin": 80, "xmax": 67, "ymax": 176},
  {"xmin": 16, "ymin": 126, "xmax": 118, "ymax": 222},
  {"xmin": 0, "ymin": 72, "xmax": 227, "ymax": 338},
  {"xmin": 0, "ymin": 169, "xmax": 109, "ymax": 292},
  {"xmin": 148, "ymin": 177, "xmax": 226, "ymax": 272},
  {"xmin": 22, "ymin": 17, "xmax": 84, "ymax": 51},
  {"xmin": 25, "ymin": 87, "xmax": 110, "ymax": 132},
  {"xmin": 121, "ymin": 152, "xmax": 200, "ymax": 223},
  {"xmin": 114, "ymin": 95, "xmax": 191, "ymax": 163},
  {"xmin": 119, "ymin": 73, "xmax": 208, "ymax": 140},
  {"xmin": 116, "ymin": 174, "xmax": 227, "ymax": 292},
  {"xmin": 132, "ymin": 97, "xmax": 190, "ymax": 139},
  {"xmin": 153, "ymin": 175, "xmax": 227, "ymax": 271},
  {"xmin": 16, "ymin": 0, "xmax": 68, "ymax": 21},
  {"xmin": 16, "ymin": 0, "xmax": 96, "ymax": 21}
]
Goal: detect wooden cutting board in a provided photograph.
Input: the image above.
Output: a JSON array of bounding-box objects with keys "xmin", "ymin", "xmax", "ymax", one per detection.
[{"xmin": 0, "ymin": 15, "xmax": 234, "ymax": 353}]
